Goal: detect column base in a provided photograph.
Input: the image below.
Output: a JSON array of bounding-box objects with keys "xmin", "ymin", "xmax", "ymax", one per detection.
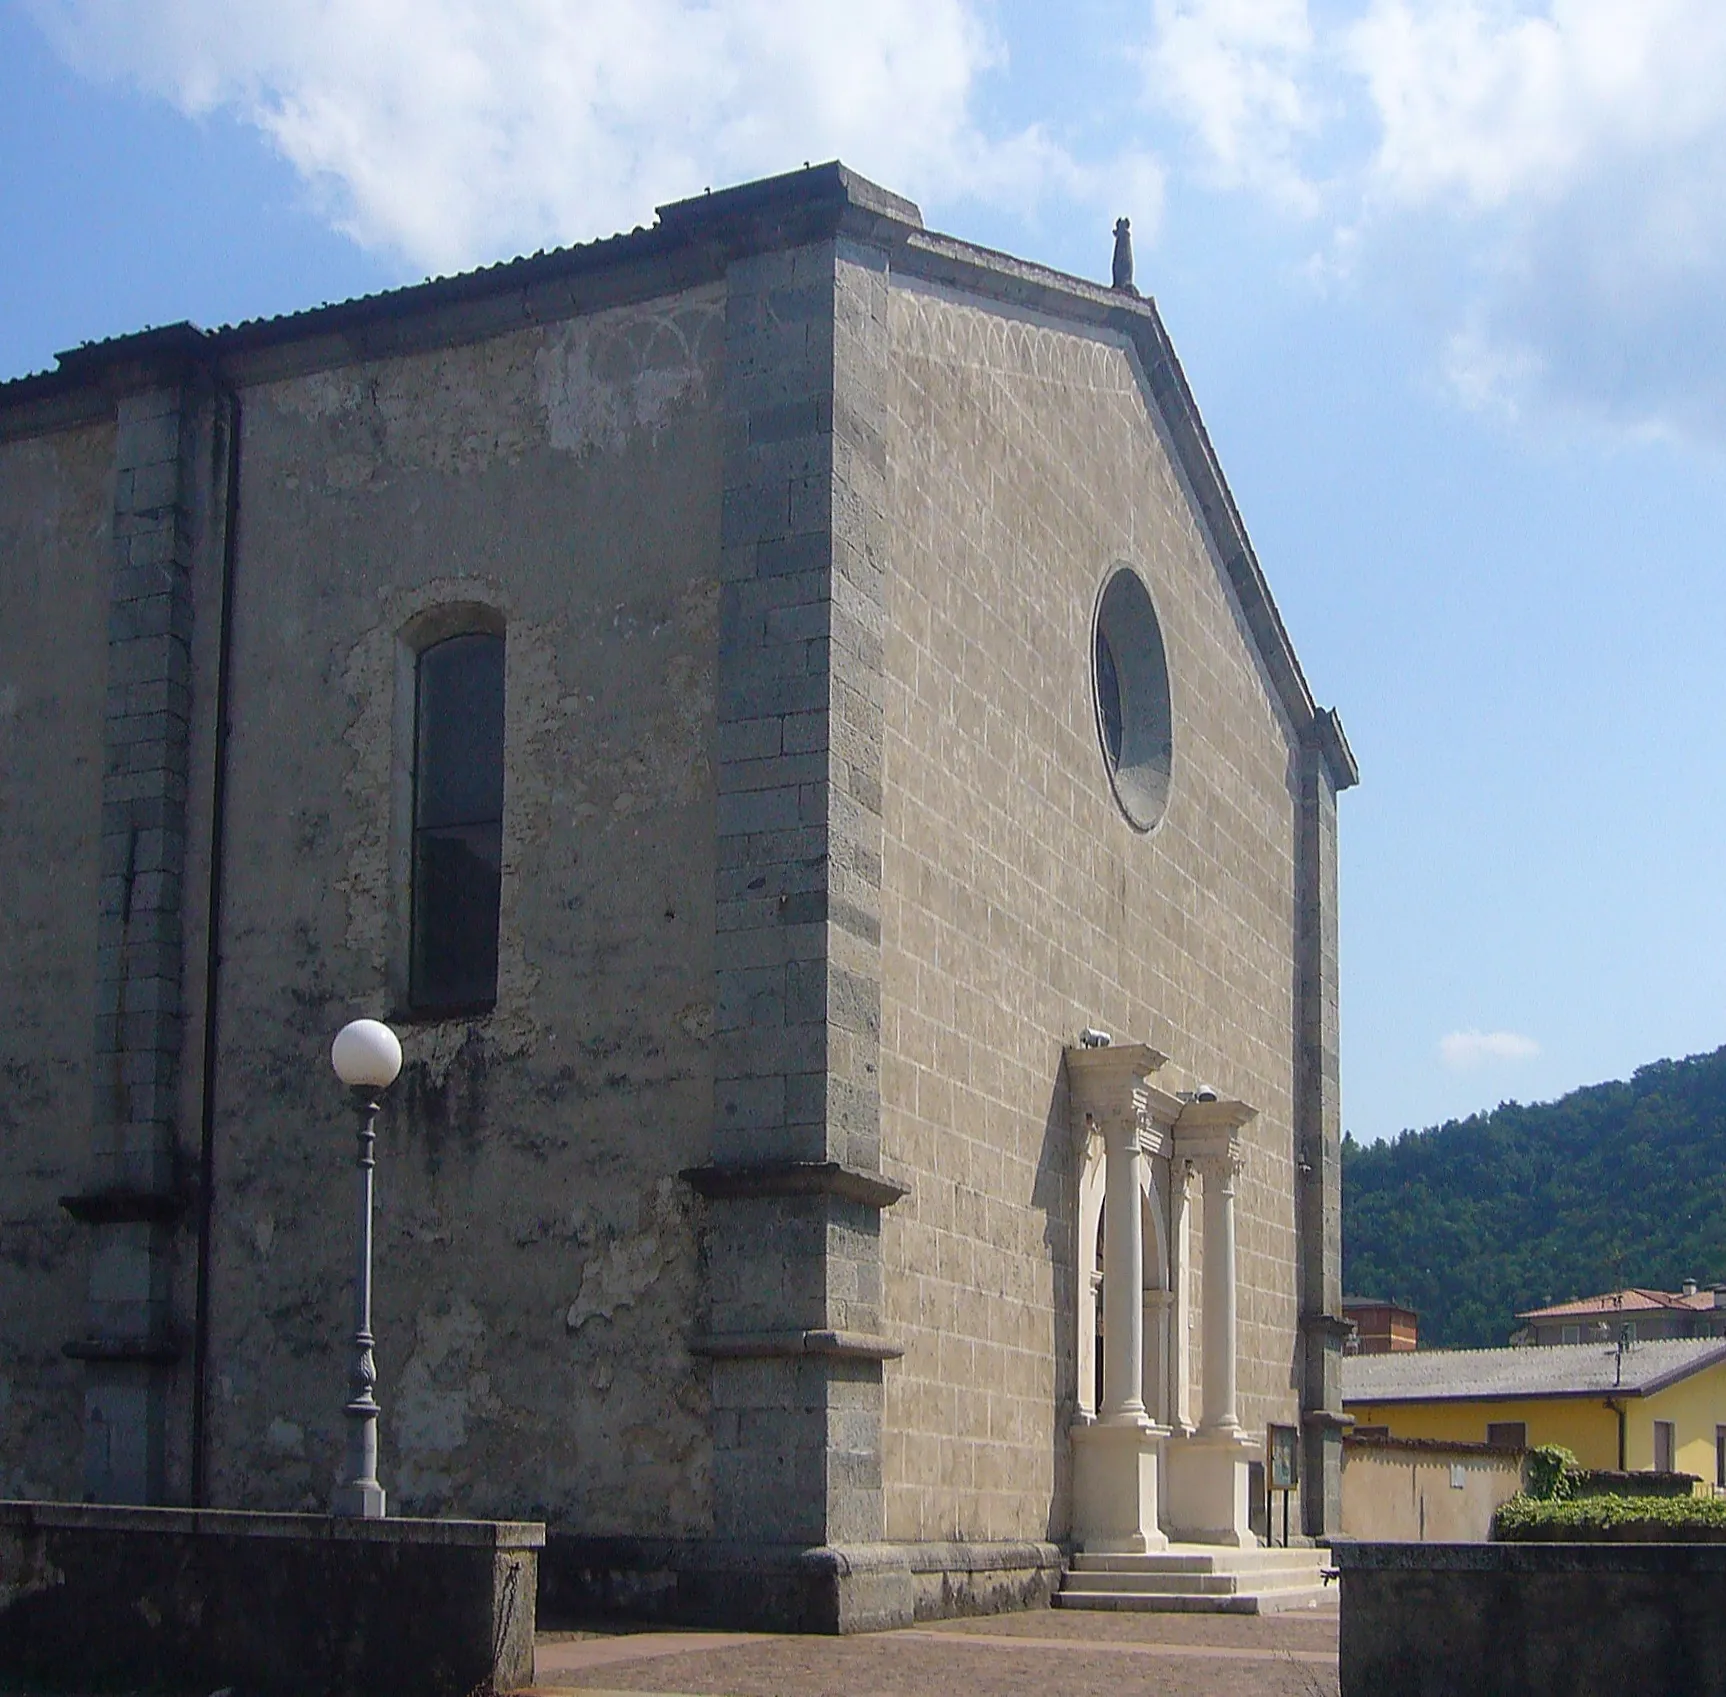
[
  {"xmin": 1163, "ymin": 1428, "xmax": 1259, "ymax": 1546},
  {"xmin": 1071, "ymin": 1417, "xmax": 1170, "ymax": 1553},
  {"xmin": 332, "ymin": 1480, "xmax": 387, "ymax": 1519}
]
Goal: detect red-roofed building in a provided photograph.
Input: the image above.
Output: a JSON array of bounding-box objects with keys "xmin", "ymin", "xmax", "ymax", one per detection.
[
  {"xmin": 1515, "ymin": 1283, "xmax": 1726, "ymax": 1347},
  {"xmin": 1345, "ymin": 1297, "xmax": 1419, "ymax": 1355}
]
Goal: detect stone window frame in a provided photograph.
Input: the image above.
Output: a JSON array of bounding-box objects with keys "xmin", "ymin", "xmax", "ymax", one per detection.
[
  {"xmin": 1090, "ymin": 562, "xmax": 1174, "ymax": 834},
  {"xmin": 390, "ymin": 600, "xmax": 508, "ymax": 1020}
]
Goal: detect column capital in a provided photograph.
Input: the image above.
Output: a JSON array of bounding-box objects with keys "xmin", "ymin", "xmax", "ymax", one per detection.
[
  {"xmin": 1172, "ymin": 1097, "xmax": 1255, "ymax": 1176},
  {"xmin": 1192, "ymin": 1147, "xmax": 1245, "ymax": 1188},
  {"xmin": 1067, "ymin": 1042, "xmax": 1183, "ymax": 1155}
]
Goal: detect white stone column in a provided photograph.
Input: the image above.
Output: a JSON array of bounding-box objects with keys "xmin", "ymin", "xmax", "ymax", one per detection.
[
  {"xmin": 1065, "ymin": 1042, "xmax": 1173, "ymax": 1554},
  {"xmin": 1169, "ymin": 1159, "xmax": 1194, "ymax": 1430},
  {"xmin": 1101, "ymin": 1115, "xmax": 1147, "ymax": 1420},
  {"xmin": 1165, "ymin": 1105, "xmax": 1257, "ymax": 1546},
  {"xmin": 1200, "ymin": 1152, "xmax": 1242, "ymax": 1433},
  {"xmin": 1143, "ymin": 1288, "xmax": 1173, "ymax": 1426}
]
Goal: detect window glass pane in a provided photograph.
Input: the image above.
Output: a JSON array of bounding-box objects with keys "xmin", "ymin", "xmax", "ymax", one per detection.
[
  {"xmin": 411, "ymin": 822, "xmax": 502, "ymax": 1009},
  {"xmin": 1095, "ymin": 626, "xmax": 1123, "ymax": 770},
  {"xmin": 415, "ymin": 633, "xmax": 505, "ymax": 829}
]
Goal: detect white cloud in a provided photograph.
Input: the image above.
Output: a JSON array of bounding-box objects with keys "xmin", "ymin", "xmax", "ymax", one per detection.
[
  {"xmin": 1439, "ymin": 1028, "xmax": 1541, "ymax": 1069},
  {"xmin": 1139, "ymin": 0, "xmax": 1726, "ymax": 443},
  {"xmin": 1142, "ymin": 0, "xmax": 1322, "ymax": 211},
  {"xmin": 26, "ymin": 0, "xmax": 1149, "ymax": 273},
  {"xmin": 1347, "ymin": 0, "xmax": 1726, "ymax": 213}
]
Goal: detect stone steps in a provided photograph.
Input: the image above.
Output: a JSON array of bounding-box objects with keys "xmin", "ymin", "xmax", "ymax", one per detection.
[{"xmin": 1056, "ymin": 1544, "xmax": 1334, "ymax": 1615}]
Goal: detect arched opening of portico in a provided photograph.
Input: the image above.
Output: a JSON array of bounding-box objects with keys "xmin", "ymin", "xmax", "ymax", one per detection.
[{"xmin": 1076, "ymin": 1140, "xmax": 1172, "ymax": 1427}]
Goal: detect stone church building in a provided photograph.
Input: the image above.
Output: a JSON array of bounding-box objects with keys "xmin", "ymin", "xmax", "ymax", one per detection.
[{"xmin": 0, "ymin": 163, "xmax": 1355, "ymax": 1627}]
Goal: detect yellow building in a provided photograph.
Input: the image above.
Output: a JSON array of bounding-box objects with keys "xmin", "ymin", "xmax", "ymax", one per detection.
[{"xmin": 1344, "ymin": 1337, "xmax": 1726, "ymax": 1482}]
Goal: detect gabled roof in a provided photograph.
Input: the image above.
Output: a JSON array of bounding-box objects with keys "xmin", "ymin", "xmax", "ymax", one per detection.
[
  {"xmin": 1519, "ymin": 1288, "xmax": 1718, "ymax": 1320},
  {"xmin": 1345, "ymin": 1337, "xmax": 1726, "ymax": 1404},
  {"xmin": 0, "ymin": 161, "xmax": 1356, "ymax": 791}
]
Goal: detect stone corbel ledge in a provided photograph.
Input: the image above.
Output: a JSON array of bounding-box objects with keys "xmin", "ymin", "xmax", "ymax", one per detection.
[
  {"xmin": 1302, "ymin": 1408, "xmax": 1355, "ymax": 1433},
  {"xmin": 1300, "ymin": 1311, "xmax": 1355, "ymax": 1341},
  {"xmin": 59, "ymin": 1188, "xmax": 187, "ymax": 1225},
  {"xmin": 62, "ymin": 1336, "xmax": 182, "ymax": 1366},
  {"xmin": 681, "ymin": 1160, "xmax": 908, "ymax": 1211},
  {"xmin": 690, "ymin": 1329, "xmax": 905, "ymax": 1362}
]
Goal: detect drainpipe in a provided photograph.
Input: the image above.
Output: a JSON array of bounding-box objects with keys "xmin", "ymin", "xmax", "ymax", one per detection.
[
  {"xmin": 1605, "ymin": 1399, "xmax": 1626, "ymax": 1472},
  {"xmin": 189, "ymin": 386, "xmax": 242, "ymax": 1506}
]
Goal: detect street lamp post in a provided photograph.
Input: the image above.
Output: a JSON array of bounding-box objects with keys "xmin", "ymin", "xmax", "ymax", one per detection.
[{"xmin": 330, "ymin": 1018, "xmax": 403, "ymax": 1519}]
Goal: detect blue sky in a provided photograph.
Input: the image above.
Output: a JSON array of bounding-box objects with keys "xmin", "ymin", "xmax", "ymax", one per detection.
[{"xmin": 5, "ymin": 0, "xmax": 1724, "ymax": 1142}]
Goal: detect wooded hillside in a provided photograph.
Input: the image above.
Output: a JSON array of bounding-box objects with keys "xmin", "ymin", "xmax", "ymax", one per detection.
[{"xmin": 1342, "ymin": 1044, "xmax": 1726, "ymax": 1349}]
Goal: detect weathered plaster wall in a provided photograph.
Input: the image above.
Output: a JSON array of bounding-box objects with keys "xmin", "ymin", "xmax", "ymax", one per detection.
[
  {"xmin": 878, "ymin": 280, "xmax": 1304, "ymax": 1542},
  {"xmin": 0, "ymin": 422, "xmax": 114, "ymax": 1498},
  {"xmin": 200, "ymin": 287, "xmax": 725, "ymax": 1532}
]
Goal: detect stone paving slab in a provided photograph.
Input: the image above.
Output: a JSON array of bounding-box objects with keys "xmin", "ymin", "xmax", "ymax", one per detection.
[{"xmin": 529, "ymin": 1603, "xmax": 1340, "ymax": 1697}]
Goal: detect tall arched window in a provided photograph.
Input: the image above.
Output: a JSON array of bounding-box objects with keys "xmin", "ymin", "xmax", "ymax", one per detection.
[{"xmin": 410, "ymin": 631, "xmax": 504, "ymax": 1012}]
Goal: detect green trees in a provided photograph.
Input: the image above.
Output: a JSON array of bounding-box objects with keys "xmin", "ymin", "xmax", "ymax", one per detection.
[{"xmin": 1342, "ymin": 1045, "xmax": 1726, "ymax": 1348}]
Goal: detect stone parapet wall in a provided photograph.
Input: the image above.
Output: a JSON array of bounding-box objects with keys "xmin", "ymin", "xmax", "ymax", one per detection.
[
  {"xmin": 0, "ymin": 1500, "xmax": 540, "ymax": 1694},
  {"xmin": 1336, "ymin": 1540, "xmax": 1726, "ymax": 1697}
]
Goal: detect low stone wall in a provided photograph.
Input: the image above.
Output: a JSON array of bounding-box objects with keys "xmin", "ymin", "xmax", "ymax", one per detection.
[
  {"xmin": 1334, "ymin": 1540, "xmax": 1726, "ymax": 1697},
  {"xmin": 1341, "ymin": 1435, "xmax": 1525, "ymax": 1542},
  {"xmin": 1576, "ymin": 1469, "xmax": 1701, "ymax": 1498},
  {"xmin": 540, "ymin": 1536, "xmax": 1064, "ymax": 1633},
  {"xmin": 0, "ymin": 1501, "xmax": 542, "ymax": 1695}
]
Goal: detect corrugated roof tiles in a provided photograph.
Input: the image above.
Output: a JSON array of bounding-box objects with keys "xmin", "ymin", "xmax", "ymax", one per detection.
[{"xmin": 1344, "ymin": 1337, "xmax": 1726, "ymax": 1403}]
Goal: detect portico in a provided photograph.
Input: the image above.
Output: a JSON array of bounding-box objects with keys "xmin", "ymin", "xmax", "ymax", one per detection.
[{"xmin": 1067, "ymin": 1042, "xmax": 1261, "ymax": 1551}]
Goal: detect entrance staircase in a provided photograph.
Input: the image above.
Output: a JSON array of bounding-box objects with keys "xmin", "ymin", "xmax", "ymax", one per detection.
[{"xmin": 1056, "ymin": 1545, "xmax": 1334, "ymax": 1613}]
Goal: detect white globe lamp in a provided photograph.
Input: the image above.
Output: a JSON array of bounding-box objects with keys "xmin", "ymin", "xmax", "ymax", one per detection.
[{"xmin": 331, "ymin": 1018, "xmax": 403, "ymax": 1090}]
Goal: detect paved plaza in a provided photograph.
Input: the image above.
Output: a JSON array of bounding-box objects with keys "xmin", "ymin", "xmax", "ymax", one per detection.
[{"xmin": 530, "ymin": 1603, "xmax": 1341, "ymax": 1697}]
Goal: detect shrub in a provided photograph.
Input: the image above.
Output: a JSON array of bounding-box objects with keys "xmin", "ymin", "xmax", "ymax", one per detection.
[
  {"xmin": 1494, "ymin": 1492, "xmax": 1726, "ymax": 1541},
  {"xmin": 1525, "ymin": 1445, "xmax": 1582, "ymax": 1502}
]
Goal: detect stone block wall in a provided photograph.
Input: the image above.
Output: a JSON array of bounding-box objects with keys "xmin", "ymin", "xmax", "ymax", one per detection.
[
  {"xmin": 0, "ymin": 420, "xmax": 115, "ymax": 1502},
  {"xmin": 877, "ymin": 278, "xmax": 1306, "ymax": 1544},
  {"xmin": 701, "ymin": 232, "xmax": 897, "ymax": 1550},
  {"xmin": 193, "ymin": 286, "xmax": 728, "ymax": 1532}
]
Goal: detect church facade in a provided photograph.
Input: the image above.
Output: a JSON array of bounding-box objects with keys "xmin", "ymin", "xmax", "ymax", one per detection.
[{"xmin": 0, "ymin": 164, "xmax": 1355, "ymax": 1628}]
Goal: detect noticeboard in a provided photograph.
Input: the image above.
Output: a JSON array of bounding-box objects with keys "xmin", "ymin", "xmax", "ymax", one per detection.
[{"xmin": 1267, "ymin": 1422, "xmax": 1300, "ymax": 1492}]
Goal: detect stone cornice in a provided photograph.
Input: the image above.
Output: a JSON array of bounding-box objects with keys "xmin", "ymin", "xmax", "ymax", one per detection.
[
  {"xmin": 681, "ymin": 1160, "xmax": 907, "ymax": 1211},
  {"xmin": 690, "ymin": 1329, "xmax": 904, "ymax": 1362}
]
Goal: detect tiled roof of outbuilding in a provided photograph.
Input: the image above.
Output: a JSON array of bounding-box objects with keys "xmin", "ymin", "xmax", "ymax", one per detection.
[
  {"xmin": 1344, "ymin": 1337, "xmax": 1726, "ymax": 1403},
  {"xmin": 1518, "ymin": 1287, "xmax": 1717, "ymax": 1319}
]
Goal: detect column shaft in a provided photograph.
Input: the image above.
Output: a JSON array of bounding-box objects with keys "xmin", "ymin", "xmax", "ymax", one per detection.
[
  {"xmin": 1200, "ymin": 1158, "xmax": 1240, "ymax": 1432},
  {"xmin": 1101, "ymin": 1123, "xmax": 1146, "ymax": 1420},
  {"xmin": 1169, "ymin": 1162, "xmax": 1192, "ymax": 1429}
]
